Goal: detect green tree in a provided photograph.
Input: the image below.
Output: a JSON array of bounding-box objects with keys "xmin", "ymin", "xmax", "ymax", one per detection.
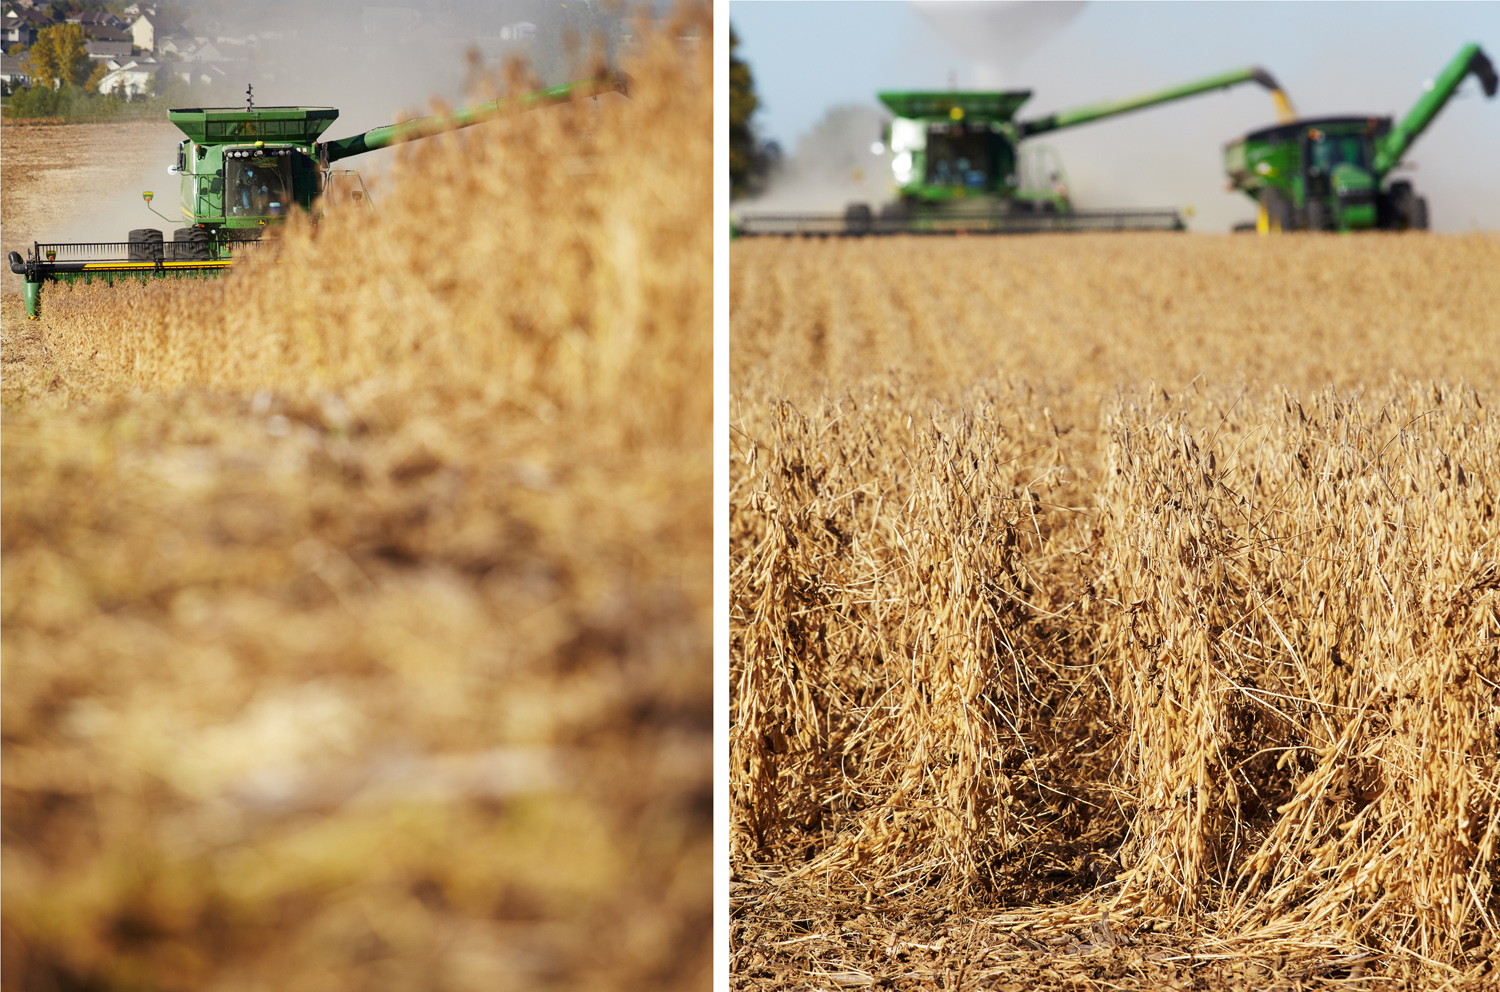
[
  {"xmin": 729, "ymin": 24, "xmax": 777, "ymax": 199},
  {"xmin": 729, "ymin": 25, "xmax": 755, "ymax": 198},
  {"xmin": 22, "ymin": 23, "xmax": 91, "ymax": 89}
]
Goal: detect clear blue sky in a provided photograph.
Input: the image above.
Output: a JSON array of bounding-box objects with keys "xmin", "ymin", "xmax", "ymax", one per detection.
[{"xmin": 731, "ymin": 2, "xmax": 1500, "ymax": 231}]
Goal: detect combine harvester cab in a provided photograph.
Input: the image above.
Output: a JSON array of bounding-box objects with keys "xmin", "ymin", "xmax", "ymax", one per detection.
[
  {"xmin": 736, "ymin": 65, "xmax": 1296, "ymax": 237},
  {"xmin": 1224, "ymin": 42, "xmax": 1496, "ymax": 233},
  {"xmin": 9, "ymin": 73, "xmax": 628, "ymax": 318}
]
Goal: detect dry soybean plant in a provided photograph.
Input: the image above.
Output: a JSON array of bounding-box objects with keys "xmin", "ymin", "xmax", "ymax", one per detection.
[
  {"xmin": 3, "ymin": 8, "xmax": 710, "ymax": 992},
  {"xmin": 731, "ymin": 234, "xmax": 1500, "ymax": 986},
  {"xmin": 1098, "ymin": 382, "xmax": 1500, "ymax": 959}
]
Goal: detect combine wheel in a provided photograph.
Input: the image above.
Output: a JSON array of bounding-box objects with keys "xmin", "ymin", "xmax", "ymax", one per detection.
[
  {"xmin": 1412, "ymin": 196, "xmax": 1430, "ymax": 231},
  {"xmin": 878, "ymin": 201, "xmax": 909, "ymax": 233},
  {"xmin": 128, "ymin": 228, "xmax": 163, "ymax": 261},
  {"xmin": 1306, "ymin": 198, "xmax": 1332, "ymax": 232},
  {"xmin": 173, "ymin": 226, "xmax": 212, "ymax": 261},
  {"xmin": 844, "ymin": 202, "xmax": 873, "ymax": 236}
]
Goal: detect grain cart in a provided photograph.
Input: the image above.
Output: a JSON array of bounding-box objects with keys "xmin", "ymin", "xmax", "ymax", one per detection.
[
  {"xmin": 1224, "ymin": 43, "xmax": 1496, "ymax": 233},
  {"xmin": 734, "ymin": 65, "xmax": 1296, "ymax": 237},
  {"xmin": 9, "ymin": 72, "xmax": 629, "ymax": 318}
]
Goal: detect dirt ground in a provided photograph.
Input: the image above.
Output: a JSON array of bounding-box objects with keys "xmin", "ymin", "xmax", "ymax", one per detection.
[{"xmin": 0, "ymin": 119, "xmax": 179, "ymax": 293}]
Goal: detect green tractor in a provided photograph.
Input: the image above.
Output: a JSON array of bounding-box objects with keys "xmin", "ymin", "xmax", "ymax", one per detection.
[
  {"xmin": 1224, "ymin": 43, "xmax": 1496, "ymax": 233},
  {"xmin": 9, "ymin": 73, "xmax": 628, "ymax": 318},
  {"xmin": 735, "ymin": 65, "xmax": 1296, "ymax": 236}
]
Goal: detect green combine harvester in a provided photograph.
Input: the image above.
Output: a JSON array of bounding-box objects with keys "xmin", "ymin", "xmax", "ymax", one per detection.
[
  {"xmin": 735, "ymin": 65, "xmax": 1297, "ymax": 237},
  {"xmin": 9, "ymin": 72, "xmax": 628, "ymax": 318},
  {"xmin": 1224, "ymin": 42, "xmax": 1496, "ymax": 233}
]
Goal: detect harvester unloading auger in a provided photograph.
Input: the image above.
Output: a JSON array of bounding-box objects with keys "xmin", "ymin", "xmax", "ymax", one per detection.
[
  {"xmin": 733, "ymin": 65, "xmax": 1297, "ymax": 237},
  {"xmin": 1225, "ymin": 42, "xmax": 1496, "ymax": 233},
  {"xmin": 9, "ymin": 71, "xmax": 629, "ymax": 318}
]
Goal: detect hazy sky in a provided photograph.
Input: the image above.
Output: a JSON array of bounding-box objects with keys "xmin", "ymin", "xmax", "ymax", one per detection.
[{"xmin": 731, "ymin": 1, "xmax": 1500, "ymax": 232}]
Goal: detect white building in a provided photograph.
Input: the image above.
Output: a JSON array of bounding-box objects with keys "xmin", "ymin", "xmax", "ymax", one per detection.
[
  {"xmin": 96, "ymin": 59, "xmax": 158, "ymax": 98},
  {"xmin": 130, "ymin": 11, "xmax": 180, "ymax": 53}
]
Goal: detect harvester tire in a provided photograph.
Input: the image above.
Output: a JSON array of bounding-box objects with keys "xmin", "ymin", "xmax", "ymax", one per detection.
[
  {"xmin": 1306, "ymin": 199, "xmax": 1332, "ymax": 233},
  {"xmin": 128, "ymin": 228, "xmax": 163, "ymax": 261},
  {"xmin": 173, "ymin": 227, "xmax": 212, "ymax": 261},
  {"xmin": 844, "ymin": 203, "xmax": 873, "ymax": 236},
  {"xmin": 878, "ymin": 201, "xmax": 909, "ymax": 231}
]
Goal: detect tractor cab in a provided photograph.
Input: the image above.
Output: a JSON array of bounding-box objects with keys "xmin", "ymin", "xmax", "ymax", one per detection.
[{"xmin": 1226, "ymin": 116, "xmax": 1391, "ymax": 231}]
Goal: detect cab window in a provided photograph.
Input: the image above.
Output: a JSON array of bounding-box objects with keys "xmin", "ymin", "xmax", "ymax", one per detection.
[{"xmin": 225, "ymin": 156, "xmax": 293, "ymax": 217}]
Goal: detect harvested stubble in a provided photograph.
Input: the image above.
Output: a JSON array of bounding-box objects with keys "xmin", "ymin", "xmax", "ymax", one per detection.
[
  {"xmin": 731, "ymin": 233, "xmax": 1500, "ymax": 989},
  {"xmin": 2, "ymin": 9, "xmax": 709, "ymax": 992}
]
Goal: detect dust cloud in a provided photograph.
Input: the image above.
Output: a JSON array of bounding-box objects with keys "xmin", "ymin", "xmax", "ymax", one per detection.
[
  {"xmin": 914, "ymin": 0, "xmax": 1086, "ymax": 89},
  {"xmin": 738, "ymin": 104, "xmax": 890, "ymax": 213}
]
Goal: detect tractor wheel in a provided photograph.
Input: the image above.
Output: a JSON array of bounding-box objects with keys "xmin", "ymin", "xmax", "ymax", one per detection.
[
  {"xmin": 173, "ymin": 226, "xmax": 211, "ymax": 261},
  {"xmin": 1388, "ymin": 181, "xmax": 1414, "ymax": 230},
  {"xmin": 128, "ymin": 228, "xmax": 163, "ymax": 261},
  {"xmin": 1306, "ymin": 198, "xmax": 1332, "ymax": 232}
]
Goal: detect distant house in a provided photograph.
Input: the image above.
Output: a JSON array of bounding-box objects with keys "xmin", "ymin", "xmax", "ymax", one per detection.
[
  {"xmin": 179, "ymin": 12, "xmax": 257, "ymax": 45},
  {"xmin": 130, "ymin": 11, "xmax": 183, "ymax": 53},
  {"xmin": 500, "ymin": 20, "xmax": 536, "ymax": 42},
  {"xmin": 1, "ymin": 50, "xmax": 32, "ymax": 94},
  {"xmin": 85, "ymin": 40, "xmax": 132, "ymax": 61},
  {"xmin": 68, "ymin": 11, "xmax": 125, "ymax": 30},
  {"xmin": 181, "ymin": 40, "xmax": 225, "ymax": 61},
  {"xmin": 161, "ymin": 59, "xmax": 225, "ymax": 87},
  {"xmin": 91, "ymin": 24, "xmax": 131, "ymax": 43},
  {"xmin": 3, "ymin": 7, "xmax": 51, "ymax": 48},
  {"xmin": 153, "ymin": 33, "xmax": 194, "ymax": 56},
  {"xmin": 96, "ymin": 58, "xmax": 158, "ymax": 98}
]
